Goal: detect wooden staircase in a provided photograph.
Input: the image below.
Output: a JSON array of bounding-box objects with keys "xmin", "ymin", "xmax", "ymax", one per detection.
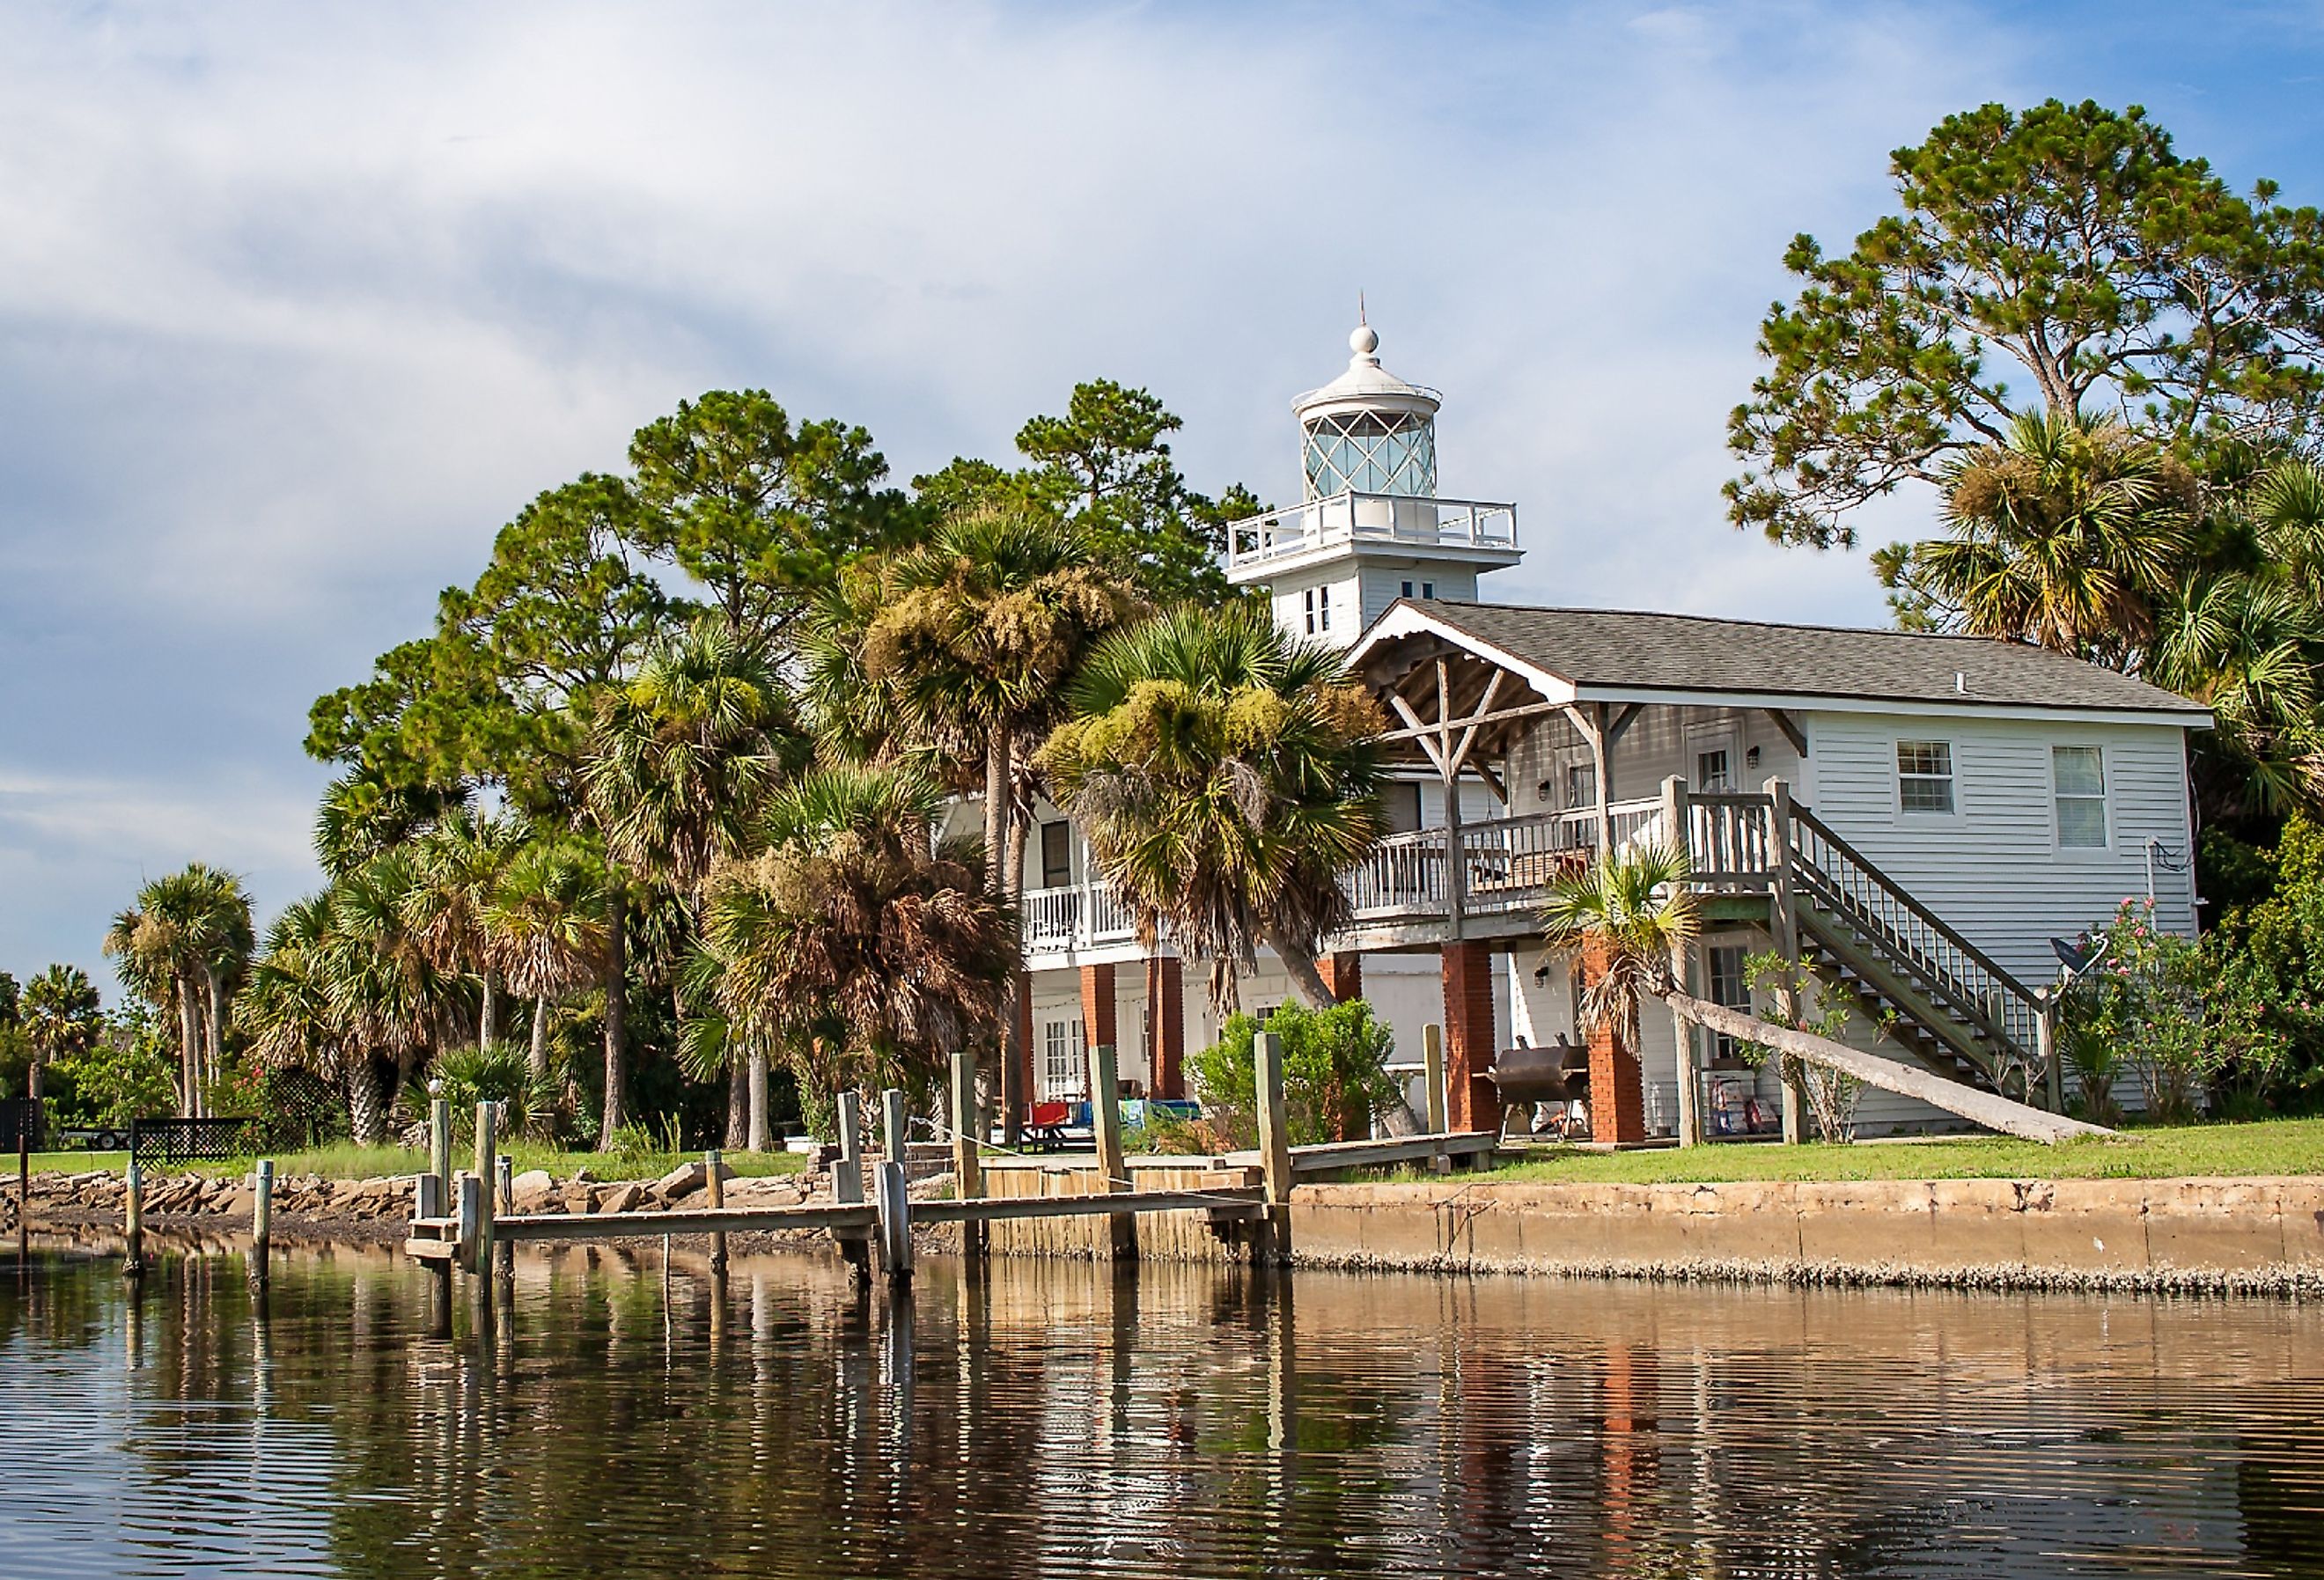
[{"xmin": 1680, "ymin": 790, "xmax": 2056, "ymax": 1110}]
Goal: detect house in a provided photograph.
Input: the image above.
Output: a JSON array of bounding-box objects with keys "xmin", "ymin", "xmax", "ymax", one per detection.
[{"xmin": 1010, "ymin": 321, "xmax": 2212, "ymax": 1139}]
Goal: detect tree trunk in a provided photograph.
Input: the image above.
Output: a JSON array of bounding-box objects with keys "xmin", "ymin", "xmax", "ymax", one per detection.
[
  {"xmin": 747, "ymin": 1050, "xmax": 770, "ymax": 1152},
  {"xmin": 176, "ymin": 977, "xmax": 202, "ymax": 1118},
  {"xmin": 1261, "ymin": 922, "xmax": 1339, "ymax": 1011},
  {"xmin": 983, "ymin": 734, "xmax": 1011, "ymax": 895},
  {"xmin": 203, "ymin": 964, "xmax": 226, "ymax": 1105},
  {"xmin": 480, "ymin": 971, "xmax": 499, "ymax": 1051},
  {"xmin": 599, "ymin": 892, "xmax": 629, "ymax": 1148},
  {"xmin": 1000, "ymin": 791, "xmax": 1031, "ymax": 1147},
  {"xmin": 527, "ymin": 996, "xmax": 550, "ymax": 1081},
  {"xmin": 725, "ymin": 1056, "xmax": 749, "ymax": 1150},
  {"xmin": 346, "ymin": 1055, "xmax": 385, "ymax": 1146},
  {"xmin": 1658, "ymin": 988, "xmax": 2113, "ymax": 1144},
  {"xmin": 27, "ymin": 1044, "xmax": 45, "ymax": 1105}
]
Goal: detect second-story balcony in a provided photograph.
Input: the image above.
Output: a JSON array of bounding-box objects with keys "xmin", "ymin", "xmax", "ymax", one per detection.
[
  {"xmin": 1224, "ymin": 489, "xmax": 1519, "ymax": 583},
  {"xmin": 1019, "ymin": 794, "xmax": 1783, "ymax": 961}
]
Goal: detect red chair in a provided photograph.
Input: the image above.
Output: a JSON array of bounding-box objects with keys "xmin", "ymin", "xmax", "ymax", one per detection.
[{"xmin": 1025, "ymin": 1101, "xmax": 1070, "ymax": 1152}]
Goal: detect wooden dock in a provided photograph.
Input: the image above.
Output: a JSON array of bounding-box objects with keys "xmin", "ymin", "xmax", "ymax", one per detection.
[{"xmin": 402, "ymin": 1029, "xmax": 1492, "ymax": 1289}]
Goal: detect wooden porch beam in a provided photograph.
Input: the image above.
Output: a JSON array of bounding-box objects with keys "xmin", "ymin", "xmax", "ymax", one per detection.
[
  {"xmin": 1446, "ymin": 671, "xmax": 1505, "ymax": 775},
  {"xmin": 1604, "ymin": 702, "xmax": 1646, "ymax": 749},
  {"xmin": 1375, "ymin": 697, "xmax": 1560, "ymax": 745},
  {"xmin": 1386, "ymin": 693, "xmax": 1449, "ymax": 776},
  {"xmin": 1763, "ymin": 707, "xmax": 1808, "ymax": 757}
]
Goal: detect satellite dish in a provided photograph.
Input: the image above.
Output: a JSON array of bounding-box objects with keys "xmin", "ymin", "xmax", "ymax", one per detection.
[{"xmin": 2050, "ymin": 937, "xmax": 2089, "ymax": 973}]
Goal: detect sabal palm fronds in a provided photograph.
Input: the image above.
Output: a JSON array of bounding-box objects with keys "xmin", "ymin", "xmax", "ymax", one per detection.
[
  {"xmin": 483, "ymin": 838, "xmax": 613, "ymax": 1090},
  {"xmin": 1538, "ymin": 844, "xmax": 1701, "ymax": 1059},
  {"xmin": 702, "ymin": 765, "xmax": 1013, "ymax": 1113},
  {"xmin": 1037, "ymin": 603, "xmax": 1385, "ymax": 1012}
]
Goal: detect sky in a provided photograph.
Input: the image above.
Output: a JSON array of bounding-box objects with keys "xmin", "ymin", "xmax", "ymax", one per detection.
[{"xmin": 6, "ymin": 0, "xmax": 2324, "ymax": 994}]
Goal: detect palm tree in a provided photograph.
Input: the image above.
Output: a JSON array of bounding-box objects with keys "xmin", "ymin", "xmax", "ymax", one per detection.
[
  {"xmin": 852, "ymin": 507, "xmax": 1144, "ymax": 1138},
  {"xmin": 102, "ymin": 864, "xmax": 248, "ymax": 1116},
  {"xmin": 586, "ymin": 616, "xmax": 802, "ymax": 1147},
  {"xmin": 1538, "ymin": 847, "xmax": 2102, "ymax": 1144},
  {"xmin": 2151, "ymin": 571, "xmax": 2324, "ymax": 810},
  {"xmin": 701, "ymin": 766, "xmax": 1013, "ymax": 1115},
  {"xmin": 320, "ymin": 849, "xmax": 465, "ymax": 1137},
  {"xmin": 483, "ymin": 838, "xmax": 613, "ymax": 1133},
  {"xmin": 1037, "ymin": 603, "xmax": 1386, "ymax": 1012},
  {"xmin": 240, "ymin": 894, "xmax": 377, "ymax": 1142},
  {"xmin": 315, "ymin": 773, "xmax": 467, "ymax": 879},
  {"xmin": 1877, "ymin": 410, "xmax": 2193, "ymax": 665},
  {"xmin": 406, "ymin": 810, "xmax": 529, "ymax": 1047},
  {"xmin": 21, "ymin": 965, "xmax": 100, "ymax": 1106}
]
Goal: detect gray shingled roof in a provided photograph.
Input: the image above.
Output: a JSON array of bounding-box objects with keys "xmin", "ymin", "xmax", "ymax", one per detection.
[{"xmin": 1409, "ymin": 601, "xmax": 2211, "ymax": 717}]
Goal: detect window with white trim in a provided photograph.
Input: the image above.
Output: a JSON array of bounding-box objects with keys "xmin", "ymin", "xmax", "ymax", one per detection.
[
  {"xmin": 1896, "ymin": 740, "xmax": 1955, "ymax": 814},
  {"xmin": 1695, "ymin": 749, "xmax": 1732, "ymax": 793},
  {"xmin": 1301, "ymin": 588, "xmax": 1318, "ymax": 635},
  {"xmin": 1706, "ymin": 944, "xmax": 1750, "ymax": 1062},
  {"xmin": 1318, "ymin": 583, "xmax": 1331, "ymax": 632},
  {"xmin": 2053, "ymin": 745, "xmax": 2108, "ymax": 849}
]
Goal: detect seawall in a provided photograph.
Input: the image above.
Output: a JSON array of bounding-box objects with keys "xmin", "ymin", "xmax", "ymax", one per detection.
[{"xmin": 975, "ymin": 1160, "xmax": 2324, "ymax": 1295}]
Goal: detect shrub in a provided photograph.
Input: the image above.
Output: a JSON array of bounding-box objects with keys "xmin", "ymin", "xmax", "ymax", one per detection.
[
  {"xmin": 1185, "ymin": 998, "xmax": 1401, "ymax": 1150},
  {"xmin": 428, "ymin": 1042, "xmax": 563, "ymax": 1143},
  {"xmin": 53, "ymin": 1006, "xmax": 178, "ymax": 1127},
  {"xmin": 1736, "ymin": 952, "xmax": 1862, "ymax": 1142}
]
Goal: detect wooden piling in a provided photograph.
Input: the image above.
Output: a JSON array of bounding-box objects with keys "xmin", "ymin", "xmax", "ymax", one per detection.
[
  {"xmin": 881, "ymin": 1088, "xmax": 908, "ymax": 1168},
  {"xmin": 1087, "ymin": 1041, "xmax": 1135, "ymax": 1261},
  {"xmin": 704, "ymin": 1149, "xmax": 728, "ymax": 1275},
  {"xmin": 1423, "ymin": 1024, "xmax": 1448, "ymax": 1137},
  {"xmin": 472, "ymin": 1103, "xmax": 497, "ymax": 1275},
  {"xmin": 250, "ymin": 1159, "xmax": 274, "ymax": 1284},
  {"xmin": 456, "ymin": 1172, "xmax": 482, "ymax": 1275},
  {"xmin": 948, "ymin": 1051, "xmax": 985, "ymax": 1261},
  {"xmin": 430, "ymin": 1099, "xmax": 452, "ymax": 1215},
  {"xmin": 1254, "ymin": 1030, "xmax": 1293, "ymax": 1267},
  {"xmin": 875, "ymin": 1158, "xmax": 913, "ymax": 1289},
  {"xmin": 494, "ymin": 1153, "xmax": 514, "ymax": 1277},
  {"xmin": 1764, "ymin": 776, "xmax": 1808, "ymax": 1144},
  {"xmin": 122, "ymin": 1156, "xmax": 144, "ymax": 1277},
  {"xmin": 832, "ymin": 1091, "xmax": 869, "ymax": 1282}
]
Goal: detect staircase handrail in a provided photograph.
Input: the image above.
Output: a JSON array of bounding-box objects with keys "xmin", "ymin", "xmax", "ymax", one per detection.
[{"xmin": 1784, "ymin": 806, "xmax": 2042, "ymax": 1010}]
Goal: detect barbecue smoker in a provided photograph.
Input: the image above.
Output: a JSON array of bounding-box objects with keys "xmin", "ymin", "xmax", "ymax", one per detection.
[{"xmin": 1485, "ymin": 1039, "xmax": 1591, "ymax": 1137}]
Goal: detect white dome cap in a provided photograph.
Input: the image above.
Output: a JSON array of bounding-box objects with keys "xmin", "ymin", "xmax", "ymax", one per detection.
[{"xmin": 1295, "ymin": 319, "xmax": 1440, "ymax": 417}]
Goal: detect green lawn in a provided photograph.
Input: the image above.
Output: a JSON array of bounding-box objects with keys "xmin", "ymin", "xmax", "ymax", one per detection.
[
  {"xmin": 1464, "ymin": 1116, "xmax": 2324, "ymax": 1187},
  {"xmin": 22, "ymin": 1143, "xmax": 812, "ymax": 1183}
]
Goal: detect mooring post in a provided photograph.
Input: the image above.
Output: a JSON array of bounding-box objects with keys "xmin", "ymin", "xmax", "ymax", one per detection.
[
  {"xmin": 456, "ymin": 1172, "xmax": 482, "ymax": 1275},
  {"xmin": 493, "ymin": 1152, "xmax": 514, "ymax": 1278},
  {"xmin": 832, "ymin": 1091, "xmax": 869, "ymax": 1282},
  {"xmin": 17, "ymin": 1124, "xmax": 27, "ymax": 1217},
  {"xmin": 877, "ymin": 1088, "xmax": 913, "ymax": 1290},
  {"xmin": 472, "ymin": 1102, "xmax": 496, "ymax": 1276},
  {"xmin": 1087, "ymin": 1040, "xmax": 1135, "ymax": 1262},
  {"xmin": 875, "ymin": 1156, "xmax": 913, "ymax": 1290},
  {"xmin": 1423, "ymin": 1023, "xmax": 1448, "ymax": 1136},
  {"xmin": 948, "ymin": 1050, "xmax": 985, "ymax": 1261},
  {"xmin": 704, "ymin": 1148, "xmax": 728, "ymax": 1275},
  {"xmin": 122, "ymin": 1156, "xmax": 144, "ymax": 1277},
  {"xmin": 1254, "ymin": 1029, "xmax": 1293, "ymax": 1268},
  {"xmin": 430, "ymin": 1099, "xmax": 452, "ymax": 1217},
  {"xmin": 250, "ymin": 1159, "xmax": 274, "ymax": 1284}
]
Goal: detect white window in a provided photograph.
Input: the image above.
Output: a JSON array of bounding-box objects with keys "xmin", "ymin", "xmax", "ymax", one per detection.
[
  {"xmin": 1318, "ymin": 584, "xmax": 1331, "ymax": 632},
  {"xmin": 1421, "ymin": 580, "xmax": 1435, "ymax": 599},
  {"xmin": 2054, "ymin": 745, "xmax": 2108, "ymax": 849},
  {"xmin": 1896, "ymin": 740, "xmax": 1955, "ymax": 814},
  {"xmin": 1301, "ymin": 587, "xmax": 1318, "ymax": 635},
  {"xmin": 1041, "ymin": 1018, "xmax": 1084, "ymax": 1100},
  {"xmin": 1401, "ymin": 579, "xmax": 1414, "ymax": 599},
  {"xmin": 1567, "ymin": 761, "xmax": 1597, "ymax": 810},
  {"xmin": 1695, "ymin": 749, "xmax": 1732, "ymax": 793},
  {"xmin": 1706, "ymin": 944, "xmax": 1750, "ymax": 1062}
]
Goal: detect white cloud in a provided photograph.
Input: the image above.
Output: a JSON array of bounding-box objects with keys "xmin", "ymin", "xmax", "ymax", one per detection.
[{"xmin": 0, "ymin": 0, "xmax": 2046, "ymax": 981}]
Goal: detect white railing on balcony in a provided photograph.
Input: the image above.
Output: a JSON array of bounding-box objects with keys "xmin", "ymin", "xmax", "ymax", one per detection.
[
  {"xmin": 1340, "ymin": 797, "xmax": 1670, "ymax": 926},
  {"xmin": 1021, "ymin": 878, "xmax": 1140, "ymax": 957},
  {"xmin": 1225, "ymin": 489, "xmax": 1518, "ymax": 572}
]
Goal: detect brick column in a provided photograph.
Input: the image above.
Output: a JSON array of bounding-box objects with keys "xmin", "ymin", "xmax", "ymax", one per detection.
[
  {"xmin": 1144, "ymin": 955, "xmax": 1185, "ymax": 1100},
  {"xmin": 1440, "ymin": 941, "xmax": 1499, "ymax": 1133},
  {"xmin": 1079, "ymin": 962, "xmax": 1116, "ymax": 1099},
  {"xmin": 1314, "ymin": 952, "xmax": 1363, "ymax": 1003},
  {"xmin": 1581, "ymin": 937, "xmax": 1647, "ymax": 1145}
]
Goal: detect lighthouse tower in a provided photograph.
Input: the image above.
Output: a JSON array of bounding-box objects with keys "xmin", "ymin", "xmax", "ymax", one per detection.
[{"xmin": 1225, "ymin": 320, "xmax": 1521, "ymax": 645}]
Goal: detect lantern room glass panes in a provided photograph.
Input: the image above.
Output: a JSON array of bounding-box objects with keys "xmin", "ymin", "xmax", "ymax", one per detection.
[{"xmin": 1302, "ymin": 409, "xmax": 1438, "ymax": 498}]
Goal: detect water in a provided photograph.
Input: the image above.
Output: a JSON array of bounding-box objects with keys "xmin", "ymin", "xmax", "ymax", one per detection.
[{"xmin": 2, "ymin": 1240, "xmax": 2320, "ymax": 1578}]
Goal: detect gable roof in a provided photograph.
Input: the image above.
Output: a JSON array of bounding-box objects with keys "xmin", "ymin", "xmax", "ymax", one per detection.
[{"xmin": 1354, "ymin": 600, "xmax": 2212, "ymax": 723}]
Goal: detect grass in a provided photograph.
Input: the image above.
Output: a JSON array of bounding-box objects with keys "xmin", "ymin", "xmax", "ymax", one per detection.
[
  {"xmin": 1452, "ymin": 1116, "xmax": 2324, "ymax": 1187},
  {"xmin": 23, "ymin": 1142, "xmax": 813, "ymax": 1183}
]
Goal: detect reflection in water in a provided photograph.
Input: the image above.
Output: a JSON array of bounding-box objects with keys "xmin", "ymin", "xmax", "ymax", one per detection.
[{"xmin": 1, "ymin": 1240, "xmax": 2321, "ymax": 1578}]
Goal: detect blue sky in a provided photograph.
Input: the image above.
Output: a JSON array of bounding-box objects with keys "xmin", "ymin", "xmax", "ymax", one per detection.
[{"xmin": 5, "ymin": 0, "xmax": 2324, "ymax": 993}]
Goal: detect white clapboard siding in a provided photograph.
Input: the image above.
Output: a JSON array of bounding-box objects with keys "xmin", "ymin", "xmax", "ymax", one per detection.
[{"xmin": 1802, "ymin": 712, "xmax": 2198, "ymax": 982}]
